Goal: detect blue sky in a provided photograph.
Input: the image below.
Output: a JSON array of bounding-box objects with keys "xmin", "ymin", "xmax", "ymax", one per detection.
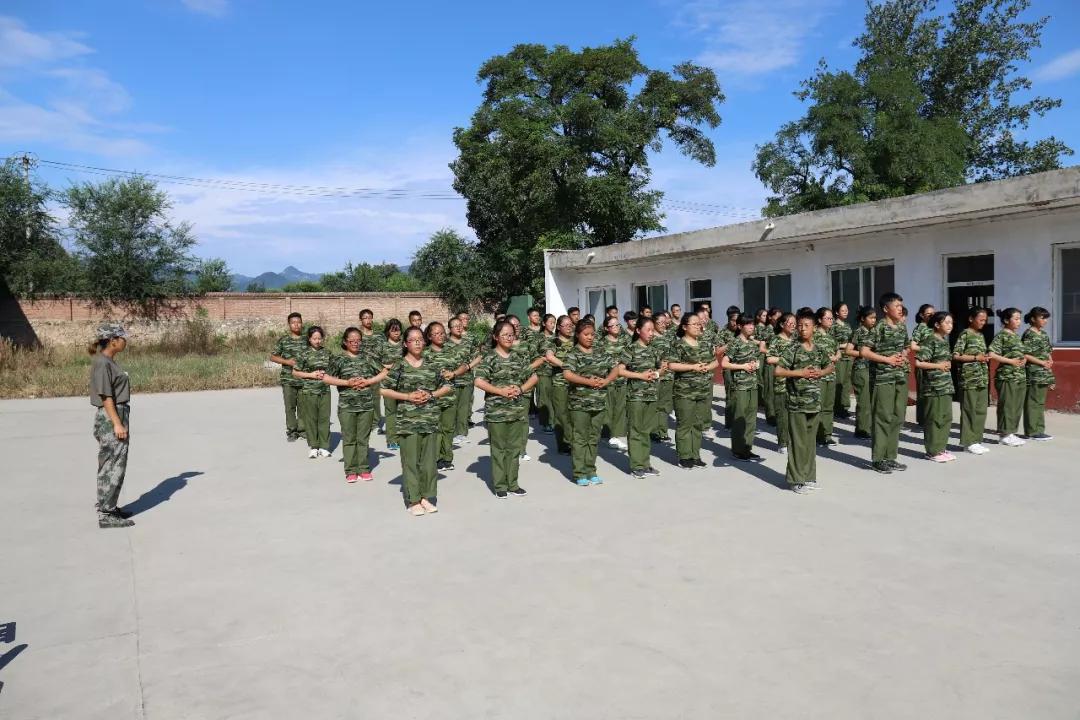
[{"xmin": 2, "ymin": 0, "xmax": 1078, "ymax": 275}]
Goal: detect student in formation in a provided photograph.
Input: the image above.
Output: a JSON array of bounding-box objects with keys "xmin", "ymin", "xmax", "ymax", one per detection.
[
  {"xmin": 323, "ymin": 327, "xmax": 389, "ymax": 482},
  {"xmin": 910, "ymin": 304, "xmax": 936, "ymax": 427},
  {"xmin": 544, "ymin": 315, "xmax": 576, "ymax": 456},
  {"xmin": 381, "ymin": 319, "xmax": 404, "ymax": 451},
  {"xmin": 621, "ymin": 316, "xmax": 664, "ymax": 477},
  {"xmin": 601, "ymin": 315, "xmax": 630, "ymax": 451},
  {"xmin": 408, "ymin": 310, "xmax": 423, "ymax": 330},
  {"xmin": 847, "ymin": 306, "xmax": 877, "ymax": 440},
  {"xmin": 536, "ymin": 313, "xmax": 557, "ymax": 434},
  {"xmin": 448, "ymin": 316, "xmax": 481, "ymax": 446},
  {"xmin": 753, "ymin": 308, "xmax": 774, "ymax": 423},
  {"xmin": 952, "ymin": 307, "xmax": 992, "ymax": 454},
  {"xmin": 914, "ymin": 312, "xmax": 957, "ymax": 463},
  {"xmin": 669, "ymin": 304, "xmax": 682, "ymax": 323},
  {"xmin": 381, "ymin": 326, "xmax": 452, "ymax": 516},
  {"xmin": 813, "ymin": 307, "xmax": 841, "ymax": 446},
  {"xmin": 651, "ymin": 312, "xmax": 676, "ymax": 444},
  {"xmin": 423, "ymin": 321, "xmax": 467, "ymax": 472},
  {"xmin": 605, "ymin": 304, "xmax": 621, "ymax": 328},
  {"xmin": 89, "ymin": 324, "xmax": 136, "ymax": 529},
  {"xmin": 716, "ymin": 306, "xmax": 740, "ymax": 430},
  {"xmin": 474, "ymin": 320, "xmax": 539, "ymax": 498},
  {"xmin": 776, "ymin": 310, "xmax": 834, "ymax": 494},
  {"xmin": 723, "ymin": 312, "xmax": 764, "ymax": 462},
  {"xmin": 766, "ymin": 312, "xmax": 796, "ymax": 455},
  {"xmin": 669, "ymin": 312, "xmax": 719, "ymax": 469},
  {"xmin": 357, "ymin": 309, "xmax": 385, "ymax": 434},
  {"xmin": 623, "ymin": 310, "xmax": 638, "ymax": 335},
  {"xmin": 861, "ymin": 293, "xmax": 910, "ymax": 474},
  {"xmin": 452, "ymin": 311, "xmax": 480, "ymax": 437},
  {"xmin": 988, "ymin": 308, "xmax": 1028, "ymax": 447},
  {"xmin": 695, "ymin": 305, "xmax": 720, "ymax": 438},
  {"xmin": 830, "ymin": 302, "xmax": 854, "ymax": 419},
  {"xmin": 562, "ymin": 320, "xmax": 622, "ymax": 485},
  {"xmin": 507, "ymin": 315, "xmax": 546, "ymax": 461},
  {"xmin": 292, "ymin": 326, "xmax": 333, "ymax": 459},
  {"xmin": 269, "ymin": 312, "xmax": 307, "ymax": 442},
  {"xmin": 521, "ymin": 307, "xmax": 545, "ymax": 418},
  {"xmin": 1022, "ymin": 307, "xmax": 1055, "ymax": 441},
  {"xmin": 567, "ymin": 306, "xmax": 581, "ymax": 325}
]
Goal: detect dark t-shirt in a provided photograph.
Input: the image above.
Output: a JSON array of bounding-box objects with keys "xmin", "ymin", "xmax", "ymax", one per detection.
[{"xmin": 90, "ymin": 353, "xmax": 131, "ymax": 407}]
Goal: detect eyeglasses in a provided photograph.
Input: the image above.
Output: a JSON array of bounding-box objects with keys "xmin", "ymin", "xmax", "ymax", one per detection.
[
  {"xmin": 497, "ymin": 333, "xmax": 515, "ymax": 340},
  {"xmin": 406, "ymin": 339, "xmax": 424, "ymax": 345},
  {"xmin": 346, "ymin": 339, "xmax": 361, "ymax": 344}
]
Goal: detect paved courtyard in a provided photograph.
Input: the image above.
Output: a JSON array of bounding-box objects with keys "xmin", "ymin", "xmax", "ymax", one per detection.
[{"xmin": 1, "ymin": 387, "xmax": 1078, "ymax": 719}]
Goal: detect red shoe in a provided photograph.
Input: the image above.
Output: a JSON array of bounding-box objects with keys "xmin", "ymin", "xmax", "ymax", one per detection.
[
  {"xmin": 359, "ymin": 473, "xmax": 374, "ymax": 481},
  {"xmin": 346, "ymin": 474, "xmax": 358, "ymax": 483}
]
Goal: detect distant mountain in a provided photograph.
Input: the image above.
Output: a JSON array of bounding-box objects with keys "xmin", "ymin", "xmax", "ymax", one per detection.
[{"xmin": 231, "ymin": 266, "xmax": 324, "ymax": 291}]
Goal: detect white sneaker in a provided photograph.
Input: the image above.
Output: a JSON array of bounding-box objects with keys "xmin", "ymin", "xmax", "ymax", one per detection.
[
  {"xmin": 608, "ymin": 438, "xmax": 622, "ymax": 448},
  {"xmin": 454, "ymin": 435, "xmax": 470, "ymax": 444},
  {"xmin": 308, "ymin": 449, "xmax": 318, "ymax": 459},
  {"xmin": 778, "ymin": 446, "xmax": 788, "ymax": 455},
  {"xmin": 318, "ymin": 448, "xmax": 331, "ymax": 457},
  {"xmin": 520, "ymin": 454, "xmax": 531, "ymax": 462},
  {"xmin": 965, "ymin": 444, "xmax": 989, "ymax": 455},
  {"xmin": 1001, "ymin": 434, "xmax": 1025, "ymax": 447}
]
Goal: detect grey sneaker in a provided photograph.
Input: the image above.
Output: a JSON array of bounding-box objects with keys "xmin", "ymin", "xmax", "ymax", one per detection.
[
  {"xmin": 778, "ymin": 446, "xmax": 788, "ymax": 455},
  {"xmin": 804, "ymin": 480, "xmax": 822, "ymax": 490},
  {"xmin": 643, "ymin": 466, "xmax": 661, "ymax": 476},
  {"xmin": 792, "ymin": 484, "xmax": 811, "ymax": 494},
  {"xmin": 98, "ymin": 513, "xmax": 134, "ymax": 529},
  {"xmin": 630, "ymin": 469, "xmax": 647, "ymax": 479}
]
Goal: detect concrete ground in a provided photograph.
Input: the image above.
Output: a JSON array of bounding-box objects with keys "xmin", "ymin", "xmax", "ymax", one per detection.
[{"xmin": 1, "ymin": 387, "xmax": 1078, "ymax": 720}]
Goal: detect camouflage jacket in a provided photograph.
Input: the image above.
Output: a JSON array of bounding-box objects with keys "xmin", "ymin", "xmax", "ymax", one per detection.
[
  {"xmin": 421, "ymin": 346, "xmax": 460, "ymax": 409},
  {"xmin": 911, "ymin": 323, "xmax": 934, "ymax": 350},
  {"xmin": 474, "ymin": 349, "xmax": 535, "ymax": 423},
  {"xmin": 915, "ymin": 335, "xmax": 954, "ymax": 397},
  {"xmin": 294, "ymin": 347, "xmax": 332, "ymax": 395},
  {"xmin": 754, "ymin": 323, "xmax": 775, "ymax": 346},
  {"xmin": 779, "ymin": 341, "xmax": 831, "ymax": 413},
  {"xmin": 359, "ymin": 330, "xmax": 385, "ymax": 361},
  {"xmin": 989, "ymin": 331, "xmax": 1025, "ymax": 384},
  {"xmin": 766, "ymin": 334, "xmax": 793, "ymax": 394},
  {"xmin": 725, "ymin": 335, "xmax": 760, "ymax": 391},
  {"xmin": 1022, "ymin": 329, "xmax": 1055, "ymax": 386},
  {"xmin": 866, "ymin": 320, "xmax": 909, "ymax": 385},
  {"xmin": 328, "ymin": 352, "xmax": 384, "ymax": 412},
  {"xmin": 952, "ymin": 330, "xmax": 989, "ymax": 390},
  {"xmin": 564, "ymin": 345, "xmax": 618, "ymax": 414},
  {"xmin": 378, "ymin": 340, "xmax": 404, "ymax": 368},
  {"xmin": 385, "ymin": 358, "xmax": 449, "ymax": 435},
  {"xmin": 623, "ymin": 340, "xmax": 663, "ymax": 403},
  {"xmin": 652, "ymin": 331, "xmax": 676, "ymax": 384},
  {"xmin": 273, "ymin": 335, "xmax": 308, "ymax": 387},
  {"xmin": 813, "ymin": 330, "xmax": 839, "ymax": 382},
  {"xmin": 670, "ymin": 337, "xmax": 714, "ymax": 401}
]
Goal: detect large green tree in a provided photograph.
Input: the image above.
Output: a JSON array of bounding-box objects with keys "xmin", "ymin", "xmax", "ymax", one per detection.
[
  {"xmin": 410, "ymin": 228, "xmax": 492, "ymax": 313},
  {"xmin": 753, "ymin": 0, "xmax": 1073, "ymax": 217},
  {"xmin": 64, "ymin": 176, "xmax": 198, "ymax": 313},
  {"xmin": 194, "ymin": 257, "xmax": 234, "ymax": 293},
  {"xmin": 451, "ymin": 37, "xmax": 725, "ymax": 302},
  {"xmin": 0, "ymin": 159, "xmax": 71, "ymax": 295}
]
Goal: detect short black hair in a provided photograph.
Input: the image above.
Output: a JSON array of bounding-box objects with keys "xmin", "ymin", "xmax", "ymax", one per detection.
[
  {"xmin": 567, "ymin": 306, "xmax": 580, "ymax": 315},
  {"xmin": 287, "ymin": 312, "xmax": 302, "ymax": 322},
  {"xmin": 796, "ymin": 309, "xmax": 816, "ymax": 323},
  {"xmin": 1025, "ymin": 306, "xmax": 1051, "ymax": 324},
  {"xmin": 639, "ymin": 304, "xmax": 651, "ymax": 313},
  {"xmin": 605, "ymin": 304, "xmax": 619, "ymax": 314},
  {"xmin": 736, "ymin": 312, "xmax": 755, "ymax": 327},
  {"xmin": 359, "ymin": 308, "xmax": 373, "ymax": 320},
  {"xmin": 670, "ymin": 303, "xmax": 681, "ymax": 310},
  {"xmin": 879, "ymin": 292, "xmax": 903, "ymax": 309},
  {"xmin": 725, "ymin": 305, "xmax": 740, "ymax": 317},
  {"xmin": 408, "ymin": 310, "xmax": 422, "ymax": 319},
  {"xmin": 623, "ymin": 310, "xmax": 638, "ymax": 322},
  {"xmin": 528, "ymin": 307, "xmax": 541, "ymax": 316}
]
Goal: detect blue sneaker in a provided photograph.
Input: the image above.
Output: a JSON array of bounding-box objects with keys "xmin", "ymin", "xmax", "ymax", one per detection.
[
  {"xmin": 589, "ymin": 476, "xmax": 602, "ymax": 485},
  {"xmin": 576, "ymin": 477, "xmax": 590, "ymax": 486},
  {"xmin": 388, "ymin": 443, "xmax": 400, "ymax": 451},
  {"xmin": 1032, "ymin": 433, "xmax": 1053, "ymax": 441}
]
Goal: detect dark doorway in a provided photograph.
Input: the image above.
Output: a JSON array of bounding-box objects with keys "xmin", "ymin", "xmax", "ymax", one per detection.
[{"xmin": 945, "ymin": 254, "xmax": 994, "ymax": 400}]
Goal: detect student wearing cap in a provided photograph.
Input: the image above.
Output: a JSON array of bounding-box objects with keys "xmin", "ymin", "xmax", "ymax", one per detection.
[{"xmin": 89, "ymin": 324, "xmax": 135, "ymax": 529}]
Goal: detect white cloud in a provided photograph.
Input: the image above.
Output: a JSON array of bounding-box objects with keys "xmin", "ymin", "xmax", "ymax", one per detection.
[
  {"xmin": 0, "ymin": 16, "xmax": 91, "ymax": 67},
  {"xmin": 180, "ymin": 0, "xmax": 229, "ymax": 17},
  {"xmin": 672, "ymin": 0, "xmax": 837, "ymax": 76},
  {"xmin": 1032, "ymin": 48, "xmax": 1080, "ymax": 83}
]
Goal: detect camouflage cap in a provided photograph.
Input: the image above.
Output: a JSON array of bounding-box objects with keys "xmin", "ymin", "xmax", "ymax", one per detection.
[{"xmin": 97, "ymin": 323, "xmax": 134, "ymax": 341}]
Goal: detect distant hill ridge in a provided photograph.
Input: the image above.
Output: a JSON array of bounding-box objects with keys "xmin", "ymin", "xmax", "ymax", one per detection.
[{"xmin": 231, "ymin": 265, "xmax": 411, "ymax": 291}]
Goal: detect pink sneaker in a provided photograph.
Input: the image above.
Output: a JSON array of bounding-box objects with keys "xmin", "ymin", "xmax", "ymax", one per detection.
[
  {"xmin": 359, "ymin": 473, "xmax": 374, "ymax": 482},
  {"xmin": 943, "ymin": 452, "xmax": 956, "ymax": 461},
  {"xmin": 346, "ymin": 474, "xmax": 358, "ymax": 483},
  {"xmin": 927, "ymin": 453, "xmax": 949, "ymax": 463}
]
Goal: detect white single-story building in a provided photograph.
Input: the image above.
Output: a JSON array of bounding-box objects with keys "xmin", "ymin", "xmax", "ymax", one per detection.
[{"xmin": 544, "ymin": 167, "xmax": 1080, "ymax": 410}]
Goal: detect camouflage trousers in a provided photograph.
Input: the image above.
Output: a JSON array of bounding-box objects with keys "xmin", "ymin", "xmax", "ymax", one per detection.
[{"xmin": 94, "ymin": 405, "xmax": 129, "ymax": 519}]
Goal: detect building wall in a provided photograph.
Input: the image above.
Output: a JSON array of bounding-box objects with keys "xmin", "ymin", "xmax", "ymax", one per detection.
[{"xmin": 547, "ymin": 207, "xmax": 1080, "ymax": 411}]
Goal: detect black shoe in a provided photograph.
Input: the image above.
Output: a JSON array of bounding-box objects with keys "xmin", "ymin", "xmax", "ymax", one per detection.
[
  {"xmin": 643, "ymin": 466, "xmax": 661, "ymax": 476},
  {"xmin": 286, "ymin": 432, "xmax": 297, "ymax": 443},
  {"xmin": 468, "ymin": 421, "xmax": 476, "ymax": 428},
  {"xmin": 99, "ymin": 514, "xmax": 134, "ymax": 529},
  {"xmin": 436, "ymin": 460, "xmax": 446, "ymax": 471},
  {"xmin": 650, "ymin": 434, "xmax": 663, "ymax": 444},
  {"xmin": 558, "ymin": 447, "xmax": 571, "ymax": 456},
  {"xmin": 887, "ymin": 460, "xmax": 907, "ymax": 472},
  {"xmin": 692, "ymin": 459, "xmax": 707, "ymax": 468},
  {"xmin": 854, "ymin": 431, "xmax": 872, "ymax": 440},
  {"xmin": 678, "ymin": 459, "xmax": 695, "ymax": 469},
  {"xmin": 443, "ymin": 462, "xmax": 455, "ymax": 471},
  {"xmin": 495, "ymin": 490, "xmax": 508, "ymax": 499},
  {"xmin": 631, "ymin": 469, "xmax": 647, "ymax": 478},
  {"xmin": 509, "ymin": 487, "xmax": 527, "ymax": 497},
  {"xmin": 113, "ymin": 508, "xmax": 134, "ymax": 520},
  {"xmin": 749, "ymin": 453, "xmax": 764, "ymax": 462},
  {"xmin": 732, "ymin": 454, "xmax": 753, "ymax": 463},
  {"xmin": 871, "ymin": 461, "xmax": 893, "ymax": 474}
]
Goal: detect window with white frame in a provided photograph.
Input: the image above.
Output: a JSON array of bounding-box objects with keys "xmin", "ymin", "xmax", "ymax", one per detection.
[
  {"xmin": 633, "ymin": 283, "xmax": 667, "ymax": 314},
  {"xmin": 586, "ymin": 287, "xmax": 616, "ymax": 319},
  {"xmin": 742, "ymin": 272, "xmax": 792, "ymax": 313},
  {"xmin": 1059, "ymin": 245, "xmax": 1080, "ymax": 344},
  {"xmin": 830, "ymin": 261, "xmax": 895, "ymax": 309},
  {"xmin": 687, "ymin": 278, "xmax": 712, "ymax": 312}
]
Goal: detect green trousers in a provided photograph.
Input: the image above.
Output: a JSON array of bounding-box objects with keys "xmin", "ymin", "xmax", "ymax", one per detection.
[
  {"xmin": 675, "ymin": 396, "xmax": 709, "ymax": 461},
  {"xmin": 852, "ymin": 368, "xmax": 872, "ymax": 436},
  {"xmin": 1024, "ymin": 384, "xmax": 1049, "ymax": 436},
  {"xmin": 301, "ymin": 393, "xmax": 331, "ymax": 450},
  {"xmin": 518, "ymin": 397, "xmax": 531, "ymax": 454},
  {"xmin": 915, "ymin": 370, "xmax": 926, "ymax": 426},
  {"xmin": 923, "ymin": 394, "xmax": 952, "ymax": 456},
  {"xmin": 338, "ymin": 409, "xmax": 374, "ymax": 474},
  {"xmin": 399, "ymin": 432, "xmax": 438, "ymax": 505},
  {"xmin": 786, "ymin": 411, "xmax": 819, "ymax": 486},
  {"xmin": 628, "ymin": 401, "xmax": 655, "ymax": 471},
  {"xmin": 281, "ymin": 384, "xmax": 306, "ymax": 436},
  {"xmin": 488, "ymin": 421, "xmax": 522, "ymax": 492},
  {"xmin": 552, "ymin": 383, "xmax": 572, "ymax": 453},
  {"xmin": 570, "ymin": 409, "xmax": 604, "ymax": 479},
  {"xmin": 871, "ymin": 382, "xmax": 906, "ymax": 463},
  {"xmin": 834, "ymin": 358, "xmax": 852, "ymax": 413},
  {"xmin": 763, "ymin": 364, "xmax": 776, "ymax": 424},
  {"xmin": 604, "ymin": 383, "xmax": 627, "ymax": 438},
  {"xmin": 384, "ymin": 396, "xmax": 399, "ymax": 445},
  {"xmin": 437, "ymin": 403, "xmax": 456, "ymax": 463},
  {"xmin": 731, "ymin": 387, "xmax": 758, "ymax": 457},
  {"xmin": 959, "ymin": 386, "xmax": 988, "ymax": 447},
  {"xmin": 371, "ymin": 382, "xmax": 382, "ymax": 429},
  {"xmin": 722, "ymin": 369, "xmax": 734, "ymax": 429},
  {"xmin": 537, "ymin": 374, "xmax": 553, "ymax": 426},
  {"xmin": 774, "ymin": 392, "xmax": 789, "ymax": 448},
  {"xmin": 995, "ymin": 378, "xmax": 1023, "ymax": 436},
  {"xmin": 816, "ymin": 379, "xmax": 836, "ymax": 442},
  {"xmin": 453, "ymin": 383, "xmax": 472, "ymax": 437},
  {"xmin": 655, "ymin": 381, "xmax": 673, "ymax": 436}
]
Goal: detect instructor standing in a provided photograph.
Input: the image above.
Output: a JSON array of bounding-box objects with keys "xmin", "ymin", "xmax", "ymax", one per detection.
[{"xmin": 89, "ymin": 324, "xmax": 134, "ymax": 529}]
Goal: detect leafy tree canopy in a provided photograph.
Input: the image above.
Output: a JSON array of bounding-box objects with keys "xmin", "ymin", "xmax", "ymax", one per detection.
[
  {"xmin": 194, "ymin": 257, "xmax": 234, "ymax": 293},
  {"xmin": 752, "ymin": 0, "xmax": 1073, "ymax": 217},
  {"xmin": 410, "ymin": 228, "xmax": 492, "ymax": 313}
]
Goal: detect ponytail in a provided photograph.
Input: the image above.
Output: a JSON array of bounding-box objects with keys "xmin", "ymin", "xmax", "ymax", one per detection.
[
  {"xmin": 996, "ymin": 307, "xmax": 1020, "ymax": 325},
  {"xmin": 87, "ymin": 339, "xmax": 108, "ymax": 356},
  {"xmin": 1024, "ymin": 306, "xmax": 1050, "ymax": 324}
]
